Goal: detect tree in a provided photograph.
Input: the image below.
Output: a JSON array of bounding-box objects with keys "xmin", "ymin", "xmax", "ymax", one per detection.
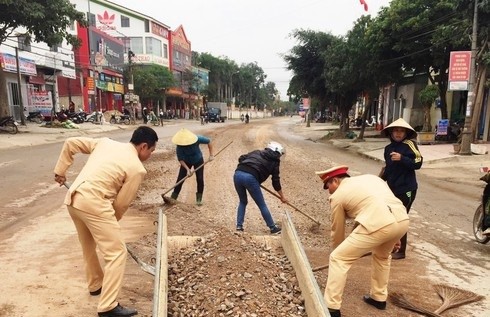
[
  {"xmin": 419, "ymin": 84, "xmax": 439, "ymax": 132},
  {"xmin": 131, "ymin": 64, "xmax": 174, "ymax": 108},
  {"xmin": 0, "ymin": 0, "xmax": 86, "ymax": 116}
]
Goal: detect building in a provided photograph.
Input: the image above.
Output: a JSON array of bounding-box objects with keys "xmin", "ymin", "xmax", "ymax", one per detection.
[
  {"xmin": 68, "ymin": 0, "xmax": 172, "ymax": 114},
  {"xmin": 0, "ymin": 26, "xmax": 77, "ymax": 120}
]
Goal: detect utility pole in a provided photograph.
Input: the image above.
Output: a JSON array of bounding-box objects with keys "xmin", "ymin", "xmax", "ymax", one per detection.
[
  {"xmin": 459, "ymin": 0, "xmax": 478, "ymax": 155},
  {"xmin": 128, "ymin": 49, "xmax": 136, "ymax": 123},
  {"xmin": 15, "ymin": 47, "xmax": 26, "ymax": 125}
]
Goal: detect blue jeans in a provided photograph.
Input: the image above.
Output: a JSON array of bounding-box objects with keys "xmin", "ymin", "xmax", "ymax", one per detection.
[{"xmin": 233, "ymin": 170, "xmax": 275, "ymax": 228}]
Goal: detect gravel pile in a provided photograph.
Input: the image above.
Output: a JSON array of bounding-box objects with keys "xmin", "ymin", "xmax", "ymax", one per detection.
[{"xmin": 167, "ymin": 231, "xmax": 307, "ymax": 317}]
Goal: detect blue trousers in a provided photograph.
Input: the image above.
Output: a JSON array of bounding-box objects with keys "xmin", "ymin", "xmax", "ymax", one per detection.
[{"xmin": 233, "ymin": 170, "xmax": 275, "ymax": 228}]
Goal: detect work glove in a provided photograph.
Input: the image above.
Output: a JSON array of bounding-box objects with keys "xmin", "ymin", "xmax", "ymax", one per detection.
[
  {"xmin": 187, "ymin": 169, "xmax": 194, "ymax": 177},
  {"xmin": 209, "ymin": 155, "xmax": 215, "ymax": 161}
]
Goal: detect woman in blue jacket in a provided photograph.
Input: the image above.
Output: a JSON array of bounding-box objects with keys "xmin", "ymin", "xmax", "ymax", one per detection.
[{"xmin": 380, "ymin": 118, "xmax": 423, "ymax": 259}]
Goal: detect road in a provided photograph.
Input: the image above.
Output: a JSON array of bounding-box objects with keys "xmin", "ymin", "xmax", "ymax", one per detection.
[{"xmin": 0, "ymin": 117, "xmax": 488, "ymax": 316}]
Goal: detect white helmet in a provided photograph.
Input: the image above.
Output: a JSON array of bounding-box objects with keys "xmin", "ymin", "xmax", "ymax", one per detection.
[{"xmin": 266, "ymin": 141, "xmax": 285, "ymax": 156}]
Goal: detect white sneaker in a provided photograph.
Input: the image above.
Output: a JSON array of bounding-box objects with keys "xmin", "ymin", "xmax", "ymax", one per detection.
[{"xmin": 483, "ymin": 228, "xmax": 490, "ymax": 235}]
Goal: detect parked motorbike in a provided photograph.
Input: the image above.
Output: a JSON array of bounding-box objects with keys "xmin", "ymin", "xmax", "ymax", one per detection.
[
  {"xmin": 0, "ymin": 116, "xmax": 19, "ymax": 134},
  {"xmin": 66, "ymin": 112, "xmax": 84, "ymax": 124},
  {"xmin": 110, "ymin": 113, "xmax": 130, "ymax": 125},
  {"xmin": 474, "ymin": 169, "xmax": 490, "ymax": 244},
  {"xmin": 26, "ymin": 111, "xmax": 44, "ymax": 123}
]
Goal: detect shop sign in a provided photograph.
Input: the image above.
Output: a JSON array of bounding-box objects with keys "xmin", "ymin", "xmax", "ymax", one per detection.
[
  {"xmin": 114, "ymin": 83, "xmax": 124, "ymax": 93},
  {"xmin": 0, "ymin": 53, "xmax": 37, "ymax": 76},
  {"xmin": 28, "ymin": 91, "xmax": 53, "ymax": 115},
  {"xmin": 86, "ymin": 77, "xmax": 95, "ymax": 95}
]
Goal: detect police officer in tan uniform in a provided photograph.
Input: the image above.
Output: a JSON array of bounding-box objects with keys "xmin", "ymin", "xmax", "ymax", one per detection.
[
  {"xmin": 315, "ymin": 166, "xmax": 409, "ymax": 317},
  {"xmin": 54, "ymin": 126, "xmax": 158, "ymax": 317}
]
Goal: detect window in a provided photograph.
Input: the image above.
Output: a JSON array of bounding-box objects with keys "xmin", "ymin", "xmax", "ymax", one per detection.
[
  {"xmin": 87, "ymin": 12, "xmax": 96, "ymax": 26},
  {"xmin": 163, "ymin": 44, "xmax": 168, "ymax": 59},
  {"xmin": 8, "ymin": 82, "xmax": 20, "ymax": 105},
  {"xmin": 121, "ymin": 15, "xmax": 130, "ymax": 27},
  {"xmin": 145, "ymin": 37, "xmax": 162, "ymax": 56},
  {"xmin": 129, "ymin": 37, "xmax": 143, "ymax": 54},
  {"xmin": 17, "ymin": 36, "xmax": 31, "ymax": 52},
  {"xmin": 144, "ymin": 20, "xmax": 149, "ymax": 32}
]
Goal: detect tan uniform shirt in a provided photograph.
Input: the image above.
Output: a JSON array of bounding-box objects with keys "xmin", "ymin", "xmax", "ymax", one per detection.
[
  {"xmin": 329, "ymin": 174, "xmax": 409, "ymax": 249},
  {"xmin": 54, "ymin": 137, "xmax": 146, "ymax": 220}
]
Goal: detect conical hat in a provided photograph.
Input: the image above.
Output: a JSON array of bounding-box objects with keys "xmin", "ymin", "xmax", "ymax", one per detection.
[
  {"xmin": 172, "ymin": 128, "xmax": 198, "ymax": 146},
  {"xmin": 381, "ymin": 118, "xmax": 417, "ymax": 139}
]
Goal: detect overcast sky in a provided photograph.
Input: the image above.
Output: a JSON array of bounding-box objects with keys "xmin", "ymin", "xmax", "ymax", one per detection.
[{"xmin": 112, "ymin": 0, "xmax": 392, "ymax": 99}]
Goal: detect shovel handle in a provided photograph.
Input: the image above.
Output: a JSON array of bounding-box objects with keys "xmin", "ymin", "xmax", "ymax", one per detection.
[{"xmin": 260, "ymin": 185, "xmax": 321, "ymax": 225}]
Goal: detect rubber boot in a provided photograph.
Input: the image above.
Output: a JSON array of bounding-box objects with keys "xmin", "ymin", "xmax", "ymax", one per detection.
[
  {"xmin": 392, "ymin": 233, "xmax": 407, "ymax": 260},
  {"xmin": 196, "ymin": 192, "xmax": 203, "ymax": 206},
  {"xmin": 170, "ymin": 192, "xmax": 178, "ymax": 200}
]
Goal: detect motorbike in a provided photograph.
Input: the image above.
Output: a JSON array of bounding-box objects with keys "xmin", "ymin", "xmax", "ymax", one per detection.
[
  {"xmin": 110, "ymin": 113, "xmax": 130, "ymax": 125},
  {"xmin": 26, "ymin": 111, "xmax": 44, "ymax": 123},
  {"xmin": 0, "ymin": 116, "xmax": 19, "ymax": 134},
  {"xmin": 474, "ymin": 169, "xmax": 490, "ymax": 244},
  {"xmin": 66, "ymin": 112, "xmax": 84, "ymax": 124}
]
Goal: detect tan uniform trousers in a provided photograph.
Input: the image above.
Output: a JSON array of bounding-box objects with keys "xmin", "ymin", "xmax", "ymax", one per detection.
[
  {"xmin": 67, "ymin": 205, "xmax": 127, "ymax": 313},
  {"xmin": 324, "ymin": 219, "xmax": 409, "ymax": 309}
]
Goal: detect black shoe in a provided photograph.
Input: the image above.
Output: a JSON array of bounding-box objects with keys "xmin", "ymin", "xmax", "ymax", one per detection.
[
  {"xmin": 89, "ymin": 287, "xmax": 101, "ymax": 296},
  {"xmin": 98, "ymin": 304, "xmax": 138, "ymax": 317},
  {"xmin": 236, "ymin": 225, "xmax": 244, "ymax": 231},
  {"xmin": 363, "ymin": 295, "xmax": 386, "ymax": 310},
  {"xmin": 328, "ymin": 308, "xmax": 341, "ymax": 317},
  {"xmin": 270, "ymin": 225, "xmax": 281, "ymax": 234},
  {"xmin": 391, "ymin": 252, "xmax": 406, "ymax": 260}
]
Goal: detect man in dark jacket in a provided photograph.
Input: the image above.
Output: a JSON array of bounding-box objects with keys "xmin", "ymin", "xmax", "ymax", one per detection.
[
  {"xmin": 380, "ymin": 118, "xmax": 423, "ymax": 259},
  {"xmin": 233, "ymin": 141, "xmax": 287, "ymax": 234}
]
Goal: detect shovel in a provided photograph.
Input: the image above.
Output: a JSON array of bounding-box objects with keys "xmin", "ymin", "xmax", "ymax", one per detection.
[
  {"xmin": 260, "ymin": 185, "xmax": 321, "ymax": 226},
  {"xmin": 161, "ymin": 140, "xmax": 233, "ymax": 204}
]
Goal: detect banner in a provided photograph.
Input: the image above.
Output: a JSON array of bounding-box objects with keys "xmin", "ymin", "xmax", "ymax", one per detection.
[
  {"xmin": 0, "ymin": 53, "xmax": 37, "ymax": 76},
  {"xmin": 28, "ymin": 91, "xmax": 53, "ymax": 116}
]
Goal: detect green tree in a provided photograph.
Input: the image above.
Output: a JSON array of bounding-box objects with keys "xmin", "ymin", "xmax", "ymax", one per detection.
[
  {"xmin": 0, "ymin": 0, "xmax": 86, "ymax": 116},
  {"xmin": 131, "ymin": 64, "xmax": 174, "ymax": 108}
]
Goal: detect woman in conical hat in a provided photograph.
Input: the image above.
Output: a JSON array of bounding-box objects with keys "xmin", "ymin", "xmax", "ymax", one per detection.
[
  {"xmin": 379, "ymin": 118, "xmax": 423, "ymax": 260},
  {"xmin": 169, "ymin": 128, "xmax": 214, "ymax": 206}
]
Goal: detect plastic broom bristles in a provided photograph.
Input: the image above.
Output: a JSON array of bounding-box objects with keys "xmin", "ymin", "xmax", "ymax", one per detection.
[{"xmin": 433, "ymin": 284, "xmax": 485, "ymax": 315}]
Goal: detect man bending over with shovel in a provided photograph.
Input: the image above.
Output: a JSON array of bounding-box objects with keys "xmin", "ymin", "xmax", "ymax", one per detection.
[
  {"xmin": 53, "ymin": 126, "xmax": 158, "ymax": 317},
  {"xmin": 315, "ymin": 165, "xmax": 409, "ymax": 317}
]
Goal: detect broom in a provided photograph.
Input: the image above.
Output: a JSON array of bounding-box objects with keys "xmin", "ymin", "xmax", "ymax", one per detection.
[
  {"xmin": 389, "ymin": 292, "xmax": 442, "ymax": 317},
  {"xmin": 433, "ymin": 284, "xmax": 485, "ymax": 315}
]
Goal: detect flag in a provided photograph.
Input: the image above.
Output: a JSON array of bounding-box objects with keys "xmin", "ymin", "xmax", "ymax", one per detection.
[{"xmin": 359, "ymin": 0, "xmax": 368, "ymax": 11}]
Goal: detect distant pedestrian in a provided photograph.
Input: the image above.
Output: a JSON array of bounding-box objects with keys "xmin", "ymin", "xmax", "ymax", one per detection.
[
  {"xmin": 53, "ymin": 126, "xmax": 158, "ymax": 317},
  {"xmin": 315, "ymin": 166, "xmax": 409, "ymax": 317},
  {"xmin": 380, "ymin": 118, "xmax": 423, "ymax": 260},
  {"xmin": 233, "ymin": 141, "xmax": 286, "ymax": 234},
  {"xmin": 142, "ymin": 107, "xmax": 148, "ymax": 124},
  {"xmin": 170, "ymin": 128, "xmax": 214, "ymax": 205}
]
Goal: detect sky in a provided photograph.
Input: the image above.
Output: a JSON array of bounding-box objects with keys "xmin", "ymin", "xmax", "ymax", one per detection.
[{"xmin": 112, "ymin": 0, "xmax": 392, "ymax": 99}]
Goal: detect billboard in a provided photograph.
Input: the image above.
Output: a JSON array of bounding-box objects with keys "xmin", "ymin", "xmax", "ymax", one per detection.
[{"xmin": 89, "ymin": 28, "xmax": 125, "ymax": 73}]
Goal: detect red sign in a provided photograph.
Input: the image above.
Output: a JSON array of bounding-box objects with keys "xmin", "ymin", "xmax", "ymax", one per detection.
[{"xmin": 448, "ymin": 51, "xmax": 471, "ymax": 91}]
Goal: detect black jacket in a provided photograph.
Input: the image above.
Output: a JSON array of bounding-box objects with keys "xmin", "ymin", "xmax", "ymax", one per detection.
[
  {"xmin": 236, "ymin": 148, "xmax": 282, "ymax": 191},
  {"xmin": 381, "ymin": 139, "xmax": 423, "ymax": 195}
]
